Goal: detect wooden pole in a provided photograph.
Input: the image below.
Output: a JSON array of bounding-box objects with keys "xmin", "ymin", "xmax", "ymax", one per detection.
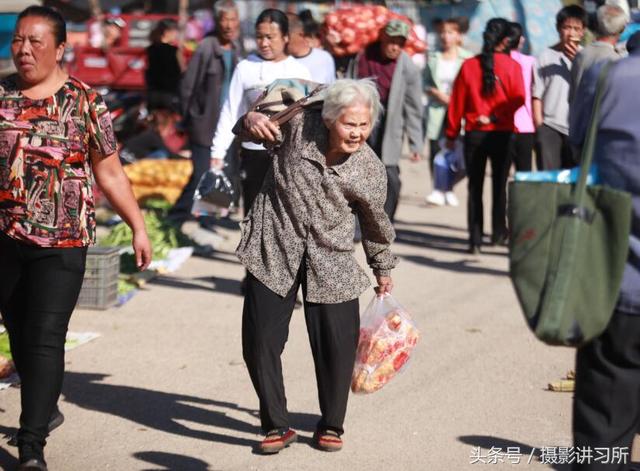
[
  {"xmin": 178, "ymin": 0, "xmax": 189, "ymax": 45},
  {"xmin": 177, "ymin": 0, "xmax": 189, "ymax": 70},
  {"xmin": 89, "ymin": 0, "xmax": 102, "ymax": 21}
]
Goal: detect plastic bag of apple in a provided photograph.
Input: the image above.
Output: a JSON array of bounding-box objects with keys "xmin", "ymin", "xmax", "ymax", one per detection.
[
  {"xmin": 323, "ymin": 5, "xmax": 427, "ymax": 57},
  {"xmin": 351, "ymin": 293, "xmax": 421, "ymax": 394}
]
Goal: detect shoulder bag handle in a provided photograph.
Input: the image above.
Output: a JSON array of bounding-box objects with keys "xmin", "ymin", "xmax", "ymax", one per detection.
[{"xmin": 573, "ymin": 61, "xmax": 613, "ymax": 203}]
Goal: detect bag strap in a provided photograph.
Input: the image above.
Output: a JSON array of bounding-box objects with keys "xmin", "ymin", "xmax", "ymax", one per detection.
[
  {"xmin": 573, "ymin": 61, "xmax": 612, "ymax": 203},
  {"xmin": 268, "ymin": 84, "xmax": 327, "ymax": 126}
]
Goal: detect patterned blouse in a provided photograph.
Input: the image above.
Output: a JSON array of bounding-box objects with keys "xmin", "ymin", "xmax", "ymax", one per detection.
[
  {"xmin": 237, "ymin": 110, "xmax": 397, "ymax": 304},
  {"xmin": 0, "ymin": 75, "xmax": 117, "ymax": 247}
]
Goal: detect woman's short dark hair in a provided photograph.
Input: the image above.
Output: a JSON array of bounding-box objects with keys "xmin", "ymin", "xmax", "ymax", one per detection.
[
  {"xmin": 453, "ymin": 16, "xmax": 470, "ymax": 35},
  {"xmin": 17, "ymin": 5, "xmax": 67, "ymax": 46},
  {"xmin": 506, "ymin": 22, "xmax": 523, "ymax": 52},
  {"xmin": 255, "ymin": 8, "xmax": 289, "ymax": 36},
  {"xmin": 556, "ymin": 5, "xmax": 588, "ymax": 30},
  {"xmin": 149, "ymin": 18, "xmax": 178, "ymax": 44},
  {"xmin": 442, "ymin": 18, "xmax": 461, "ymax": 32},
  {"xmin": 299, "ymin": 9, "xmax": 320, "ymax": 38}
]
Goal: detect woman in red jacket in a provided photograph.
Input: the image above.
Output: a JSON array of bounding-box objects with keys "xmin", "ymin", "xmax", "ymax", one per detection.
[{"xmin": 446, "ymin": 18, "xmax": 525, "ymax": 254}]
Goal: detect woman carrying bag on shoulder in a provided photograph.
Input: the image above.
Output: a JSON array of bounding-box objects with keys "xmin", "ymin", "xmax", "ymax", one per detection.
[{"xmin": 237, "ymin": 78, "xmax": 397, "ymax": 454}]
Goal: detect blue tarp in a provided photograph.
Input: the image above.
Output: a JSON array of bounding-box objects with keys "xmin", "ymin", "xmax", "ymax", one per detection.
[{"xmin": 0, "ymin": 14, "xmax": 18, "ymax": 59}]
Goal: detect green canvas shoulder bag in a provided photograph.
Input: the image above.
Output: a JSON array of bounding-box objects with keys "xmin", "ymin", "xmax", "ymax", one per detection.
[{"xmin": 508, "ymin": 63, "xmax": 632, "ymax": 346}]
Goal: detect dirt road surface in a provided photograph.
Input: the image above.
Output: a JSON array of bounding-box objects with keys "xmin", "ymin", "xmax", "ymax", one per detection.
[{"xmin": 0, "ymin": 158, "xmax": 580, "ymax": 471}]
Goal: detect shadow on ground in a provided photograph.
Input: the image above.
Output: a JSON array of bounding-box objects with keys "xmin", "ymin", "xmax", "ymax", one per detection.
[
  {"xmin": 149, "ymin": 276, "xmax": 242, "ymax": 296},
  {"xmin": 133, "ymin": 451, "xmax": 213, "ymax": 471},
  {"xmin": 0, "ymin": 437, "xmax": 18, "ymax": 470},
  {"xmin": 214, "ymin": 218, "xmax": 240, "ymax": 231},
  {"xmin": 61, "ymin": 372, "xmax": 318, "ymax": 449},
  {"xmin": 394, "ymin": 228, "xmax": 469, "ymax": 254},
  {"xmin": 394, "ymin": 220, "xmax": 467, "ymax": 234},
  {"xmin": 400, "ymin": 254, "xmax": 508, "ymax": 277}
]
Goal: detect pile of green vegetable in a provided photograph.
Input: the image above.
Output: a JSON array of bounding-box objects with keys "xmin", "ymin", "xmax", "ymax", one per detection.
[
  {"xmin": 0, "ymin": 333, "xmax": 12, "ymax": 360},
  {"xmin": 100, "ymin": 212, "xmax": 193, "ymax": 273}
]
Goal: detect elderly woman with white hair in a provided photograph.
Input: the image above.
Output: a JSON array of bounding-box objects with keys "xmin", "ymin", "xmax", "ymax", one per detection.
[{"xmin": 237, "ymin": 78, "xmax": 397, "ymax": 454}]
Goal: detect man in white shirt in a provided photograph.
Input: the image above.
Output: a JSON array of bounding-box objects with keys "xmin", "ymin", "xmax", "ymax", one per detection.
[{"xmin": 286, "ymin": 14, "xmax": 336, "ymax": 84}]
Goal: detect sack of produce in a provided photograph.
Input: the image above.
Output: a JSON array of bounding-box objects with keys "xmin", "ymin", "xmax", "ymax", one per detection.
[
  {"xmin": 192, "ymin": 168, "xmax": 235, "ymax": 216},
  {"xmin": 322, "ymin": 5, "xmax": 427, "ymax": 57},
  {"xmin": 123, "ymin": 159, "xmax": 192, "ymax": 204},
  {"xmin": 351, "ymin": 294, "xmax": 420, "ymax": 394}
]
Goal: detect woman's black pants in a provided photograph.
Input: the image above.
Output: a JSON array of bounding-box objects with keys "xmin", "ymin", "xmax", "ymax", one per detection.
[
  {"xmin": 242, "ymin": 267, "xmax": 360, "ymax": 435},
  {"xmin": 463, "ymin": 131, "xmax": 512, "ymax": 247},
  {"xmin": 0, "ymin": 233, "xmax": 86, "ymax": 447}
]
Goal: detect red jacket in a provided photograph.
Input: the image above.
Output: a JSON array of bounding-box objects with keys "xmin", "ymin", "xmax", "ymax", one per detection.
[{"xmin": 445, "ymin": 53, "xmax": 525, "ymax": 139}]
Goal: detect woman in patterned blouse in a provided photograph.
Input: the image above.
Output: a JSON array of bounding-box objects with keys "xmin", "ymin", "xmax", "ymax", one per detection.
[
  {"xmin": 238, "ymin": 79, "xmax": 397, "ymax": 454},
  {"xmin": 0, "ymin": 7, "xmax": 151, "ymax": 470}
]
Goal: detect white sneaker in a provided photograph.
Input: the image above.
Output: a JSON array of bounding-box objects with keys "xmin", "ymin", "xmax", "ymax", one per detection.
[
  {"xmin": 445, "ymin": 191, "xmax": 459, "ymax": 207},
  {"xmin": 425, "ymin": 190, "xmax": 445, "ymax": 206}
]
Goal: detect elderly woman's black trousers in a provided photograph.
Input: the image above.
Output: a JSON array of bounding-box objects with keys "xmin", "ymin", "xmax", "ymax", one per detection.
[
  {"xmin": 0, "ymin": 233, "xmax": 86, "ymax": 447},
  {"xmin": 242, "ymin": 265, "xmax": 360, "ymax": 436}
]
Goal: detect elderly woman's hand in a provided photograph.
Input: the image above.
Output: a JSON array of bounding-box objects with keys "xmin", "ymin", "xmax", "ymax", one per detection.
[
  {"xmin": 245, "ymin": 111, "xmax": 281, "ymax": 143},
  {"xmin": 375, "ymin": 275, "xmax": 394, "ymax": 296}
]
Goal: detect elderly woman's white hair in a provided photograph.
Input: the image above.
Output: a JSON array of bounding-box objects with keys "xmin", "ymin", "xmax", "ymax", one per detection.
[{"xmin": 321, "ymin": 78, "xmax": 382, "ymax": 126}]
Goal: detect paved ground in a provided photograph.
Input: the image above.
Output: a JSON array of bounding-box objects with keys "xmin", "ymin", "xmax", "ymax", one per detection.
[{"xmin": 1, "ymin": 157, "xmax": 583, "ymax": 470}]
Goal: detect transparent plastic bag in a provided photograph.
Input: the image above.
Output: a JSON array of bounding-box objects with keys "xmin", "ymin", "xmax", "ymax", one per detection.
[
  {"xmin": 191, "ymin": 168, "xmax": 235, "ymax": 216},
  {"xmin": 351, "ymin": 294, "xmax": 420, "ymax": 394}
]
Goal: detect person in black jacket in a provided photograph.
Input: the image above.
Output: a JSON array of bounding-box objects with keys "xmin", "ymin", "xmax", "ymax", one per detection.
[
  {"xmin": 166, "ymin": 0, "xmax": 243, "ymax": 229},
  {"xmin": 145, "ymin": 19, "xmax": 182, "ymax": 112}
]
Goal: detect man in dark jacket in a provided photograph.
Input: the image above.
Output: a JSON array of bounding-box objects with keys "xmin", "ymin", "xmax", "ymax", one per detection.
[
  {"xmin": 569, "ymin": 31, "xmax": 640, "ymax": 470},
  {"xmin": 167, "ymin": 0, "xmax": 243, "ymax": 228}
]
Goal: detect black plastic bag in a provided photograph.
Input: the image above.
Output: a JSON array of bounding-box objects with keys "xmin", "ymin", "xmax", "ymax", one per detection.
[{"xmin": 192, "ymin": 168, "xmax": 235, "ymax": 216}]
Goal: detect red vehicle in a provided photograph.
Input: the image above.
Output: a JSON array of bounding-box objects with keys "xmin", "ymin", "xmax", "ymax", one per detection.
[{"xmin": 66, "ymin": 14, "xmax": 179, "ymax": 90}]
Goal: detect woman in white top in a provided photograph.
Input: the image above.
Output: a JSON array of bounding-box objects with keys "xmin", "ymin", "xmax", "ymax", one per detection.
[{"xmin": 210, "ymin": 9, "xmax": 311, "ymax": 216}]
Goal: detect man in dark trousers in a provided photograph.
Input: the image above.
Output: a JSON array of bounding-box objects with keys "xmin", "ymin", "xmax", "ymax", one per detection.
[
  {"xmin": 350, "ymin": 19, "xmax": 423, "ymax": 224},
  {"xmin": 167, "ymin": 0, "xmax": 243, "ymax": 229},
  {"xmin": 569, "ymin": 31, "xmax": 640, "ymax": 471}
]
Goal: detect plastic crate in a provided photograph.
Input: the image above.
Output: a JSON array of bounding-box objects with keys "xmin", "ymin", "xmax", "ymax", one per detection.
[{"xmin": 77, "ymin": 247, "xmax": 120, "ymax": 310}]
